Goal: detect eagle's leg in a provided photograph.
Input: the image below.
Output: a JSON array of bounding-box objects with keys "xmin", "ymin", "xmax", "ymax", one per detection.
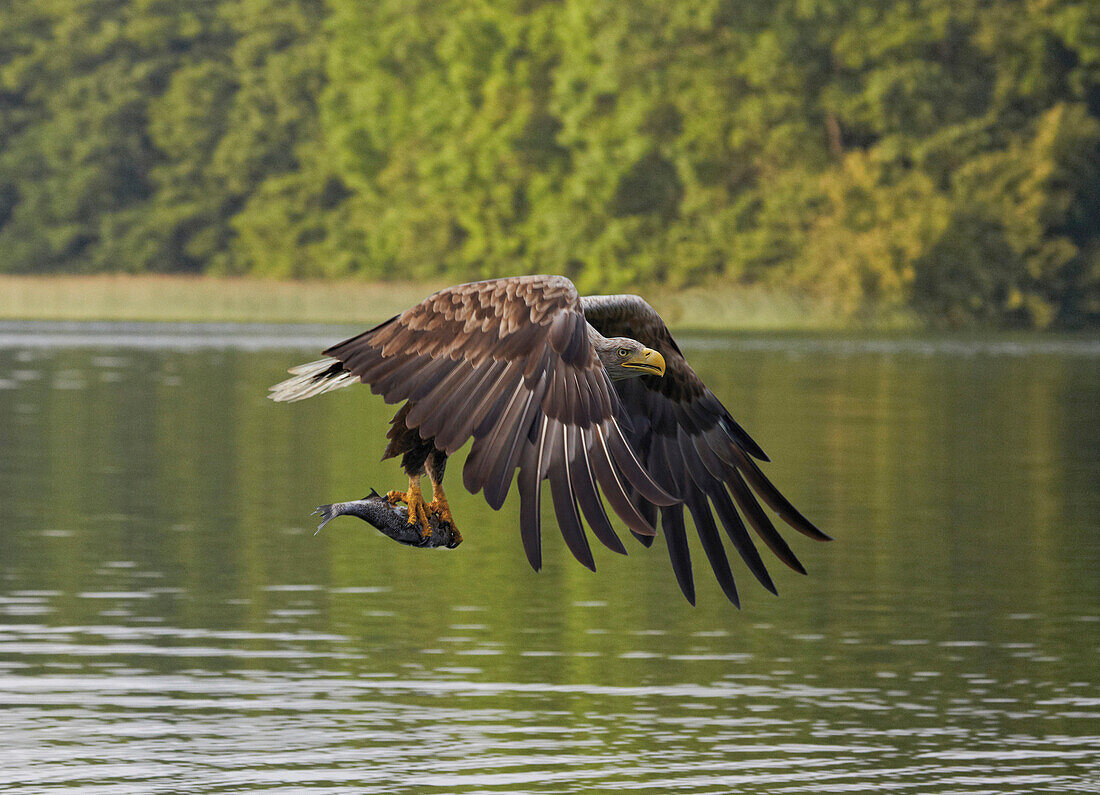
[
  {"xmin": 425, "ymin": 449, "xmax": 462, "ymax": 545},
  {"xmin": 382, "ymin": 433, "xmax": 437, "ymax": 537},
  {"xmin": 386, "ymin": 476, "xmax": 432, "ymax": 536}
]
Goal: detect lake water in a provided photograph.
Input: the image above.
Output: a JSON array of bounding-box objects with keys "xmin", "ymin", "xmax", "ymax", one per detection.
[{"xmin": 0, "ymin": 321, "xmax": 1097, "ymax": 793}]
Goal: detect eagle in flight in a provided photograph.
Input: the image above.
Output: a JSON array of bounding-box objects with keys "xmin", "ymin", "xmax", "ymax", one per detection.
[{"xmin": 270, "ymin": 276, "xmax": 829, "ymax": 605}]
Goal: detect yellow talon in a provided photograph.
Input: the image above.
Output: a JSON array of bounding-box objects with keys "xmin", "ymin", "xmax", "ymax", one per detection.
[
  {"xmin": 387, "ymin": 479, "xmax": 433, "ymax": 536},
  {"xmin": 427, "ymin": 484, "xmax": 462, "ymax": 545},
  {"xmin": 426, "ymin": 499, "xmax": 453, "ymax": 526}
]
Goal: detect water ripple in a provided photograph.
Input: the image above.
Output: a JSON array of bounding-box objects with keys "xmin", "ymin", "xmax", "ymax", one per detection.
[{"xmin": 0, "ymin": 666, "xmax": 1096, "ymax": 793}]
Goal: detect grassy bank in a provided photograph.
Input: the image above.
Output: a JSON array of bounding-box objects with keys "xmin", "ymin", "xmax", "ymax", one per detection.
[
  {"xmin": 0, "ymin": 275, "xmax": 448, "ymax": 326},
  {"xmin": 0, "ymin": 274, "xmax": 894, "ymax": 330}
]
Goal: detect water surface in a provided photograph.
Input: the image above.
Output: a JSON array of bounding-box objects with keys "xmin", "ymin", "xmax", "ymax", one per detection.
[{"xmin": 1, "ymin": 322, "xmax": 1097, "ymax": 793}]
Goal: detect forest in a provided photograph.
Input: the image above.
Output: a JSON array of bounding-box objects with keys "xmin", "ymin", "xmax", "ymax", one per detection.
[{"xmin": 1, "ymin": 0, "xmax": 1098, "ymax": 327}]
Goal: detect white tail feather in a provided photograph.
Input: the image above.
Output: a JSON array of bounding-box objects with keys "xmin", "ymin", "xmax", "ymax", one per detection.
[{"xmin": 268, "ymin": 358, "xmax": 357, "ymax": 402}]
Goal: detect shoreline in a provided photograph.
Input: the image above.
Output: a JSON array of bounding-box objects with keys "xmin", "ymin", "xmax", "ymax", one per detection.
[{"xmin": 0, "ymin": 273, "xmax": 895, "ymax": 331}]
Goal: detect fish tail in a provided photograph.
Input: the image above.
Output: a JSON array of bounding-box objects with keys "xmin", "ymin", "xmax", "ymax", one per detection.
[{"xmin": 311, "ymin": 503, "xmax": 343, "ymax": 534}]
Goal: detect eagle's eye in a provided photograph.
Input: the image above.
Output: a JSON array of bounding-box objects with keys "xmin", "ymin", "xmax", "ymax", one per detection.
[{"xmin": 617, "ymin": 348, "xmax": 630, "ymax": 358}]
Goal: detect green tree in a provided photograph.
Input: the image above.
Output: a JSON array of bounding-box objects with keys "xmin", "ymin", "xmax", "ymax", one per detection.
[{"xmin": 1, "ymin": 0, "xmax": 1097, "ymax": 327}]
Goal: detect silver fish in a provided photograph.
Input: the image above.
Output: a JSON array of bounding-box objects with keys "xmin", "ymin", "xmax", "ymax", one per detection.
[{"xmin": 312, "ymin": 489, "xmax": 461, "ymax": 549}]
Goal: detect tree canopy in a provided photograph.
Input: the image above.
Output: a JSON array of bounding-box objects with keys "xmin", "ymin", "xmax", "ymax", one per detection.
[{"xmin": 1, "ymin": 0, "xmax": 1097, "ymax": 327}]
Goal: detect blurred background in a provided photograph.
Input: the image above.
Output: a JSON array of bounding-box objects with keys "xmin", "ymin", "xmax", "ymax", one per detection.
[
  {"xmin": 1, "ymin": 2, "xmax": 1099, "ymax": 793},
  {"xmin": 1, "ymin": 0, "xmax": 1099, "ymax": 328}
]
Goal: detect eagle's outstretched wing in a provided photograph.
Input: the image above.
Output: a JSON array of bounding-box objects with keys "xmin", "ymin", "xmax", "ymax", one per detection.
[
  {"xmin": 581, "ymin": 294, "xmax": 830, "ymax": 606},
  {"xmin": 318, "ymin": 276, "xmax": 676, "ymax": 570}
]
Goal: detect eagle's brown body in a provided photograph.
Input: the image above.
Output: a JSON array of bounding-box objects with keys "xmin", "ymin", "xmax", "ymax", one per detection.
[{"xmin": 271, "ymin": 276, "xmax": 828, "ymax": 605}]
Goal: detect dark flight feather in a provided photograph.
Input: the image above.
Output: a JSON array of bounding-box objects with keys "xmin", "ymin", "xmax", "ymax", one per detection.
[
  {"xmin": 550, "ymin": 425, "xmax": 596, "ymax": 571},
  {"xmin": 568, "ymin": 424, "xmax": 626, "ymax": 555},
  {"xmin": 517, "ymin": 431, "xmax": 545, "ymax": 571},
  {"xmin": 662, "ymin": 505, "xmax": 695, "ymax": 605},
  {"xmin": 581, "ymin": 293, "xmax": 829, "ymax": 605}
]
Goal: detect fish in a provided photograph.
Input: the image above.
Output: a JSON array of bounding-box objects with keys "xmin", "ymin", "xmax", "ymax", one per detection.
[{"xmin": 312, "ymin": 489, "xmax": 461, "ymax": 549}]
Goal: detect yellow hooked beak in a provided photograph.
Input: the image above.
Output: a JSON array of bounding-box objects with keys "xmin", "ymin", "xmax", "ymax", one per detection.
[{"xmin": 622, "ymin": 347, "xmax": 666, "ymax": 376}]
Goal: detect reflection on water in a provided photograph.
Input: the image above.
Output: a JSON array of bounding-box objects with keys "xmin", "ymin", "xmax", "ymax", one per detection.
[{"xmin": 0, "ymin": 323, "xmax": 1097, "ymax": 793}]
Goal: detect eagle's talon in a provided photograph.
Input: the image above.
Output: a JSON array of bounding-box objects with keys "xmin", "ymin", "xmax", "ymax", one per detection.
[
  {"xmin": 427, "ymin": 491, "xmax": 460, "ymax": 545},
  {"xmin": 406, "ymin": 496, "xmax": 432, "ymax": 537},
  {"xmin": 426, "ymin": 499, "xmax": 455, "ymax": 527},
  {"xmin": 412, "ymin": 501, "xmax": 432, "ymax": 537},
  {"xmin": 387, "ymin": 481, "xmax": 433, "ymax": 536}
]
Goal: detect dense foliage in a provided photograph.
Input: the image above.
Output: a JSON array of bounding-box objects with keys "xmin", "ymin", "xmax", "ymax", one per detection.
[{"xmin": 1, "ymin": 0, "xmax": 1097, "ymax": 326}]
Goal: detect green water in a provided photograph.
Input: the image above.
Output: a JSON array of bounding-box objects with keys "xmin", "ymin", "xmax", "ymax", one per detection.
[{"xmin": 0, "ymin": 322, "xmax": 1097, "ymax": 793}]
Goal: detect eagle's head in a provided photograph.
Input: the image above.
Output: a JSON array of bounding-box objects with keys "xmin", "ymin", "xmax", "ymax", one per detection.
[{"xmin": 595, "ymin": 337, "xmax": 666, "ymax": 381}]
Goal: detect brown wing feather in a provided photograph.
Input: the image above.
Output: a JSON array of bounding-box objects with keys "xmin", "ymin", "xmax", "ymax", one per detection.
[
  {"xmin": 581, "ymin": 294, "xmax": 829, "ymax": 606},
  {"xmin": 322, "ymin": 277, "xmax": 675, "ymax": 570}
]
